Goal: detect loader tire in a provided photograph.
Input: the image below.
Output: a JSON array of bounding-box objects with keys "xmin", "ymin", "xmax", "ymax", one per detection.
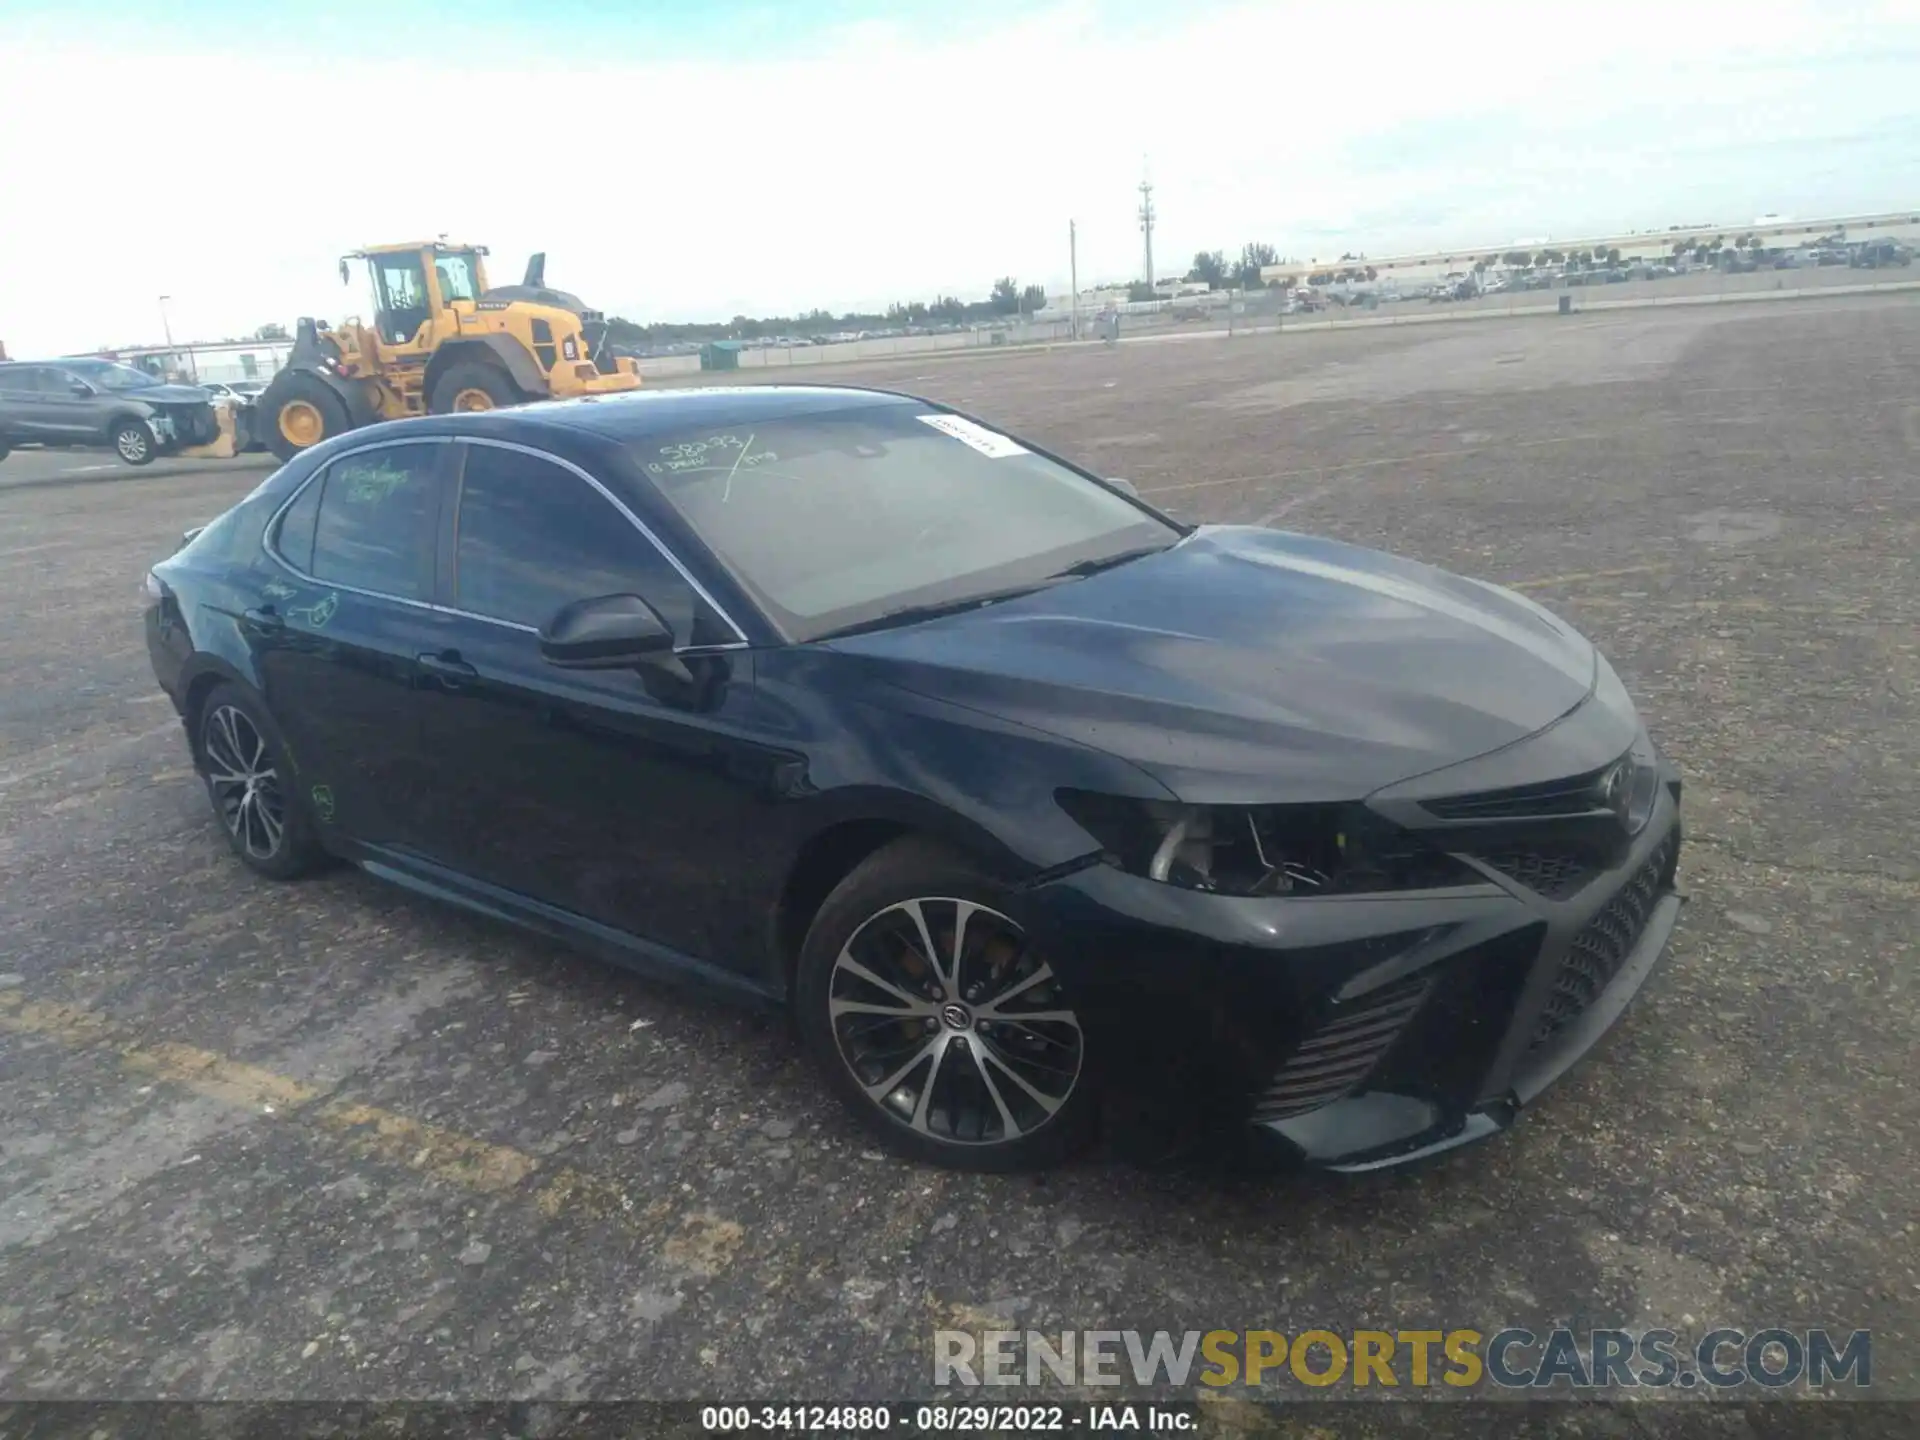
[
  {"xmin": 262, "ymin": 374, "xmax": 352, "ymax": 463},
  {"xmin": 430, "ymin": 363, "xmax": 521, "ymax": 416}
]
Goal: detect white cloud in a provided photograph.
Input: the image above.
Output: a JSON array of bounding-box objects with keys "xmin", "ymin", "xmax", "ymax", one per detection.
[{"xmin": 0, "ymin": 0, "xmax": 1915, "ymax": 355}]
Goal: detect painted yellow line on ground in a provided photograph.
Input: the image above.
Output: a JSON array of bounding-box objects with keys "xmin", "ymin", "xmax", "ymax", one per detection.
[
  {"xmin": 1564, "ymin": 594, "xmax": 1886, "ymax": 619},
  {"xmin": 1681, "ymin": 841, "xmax": 1920, "ymax": 904},
  {"xmin": 1508, "ymin": 562, "xmax": 1674, "ymax": 591},
  {"xmin": 0, "ymin": 990, "xmax": 674, "ymax": 1239}
]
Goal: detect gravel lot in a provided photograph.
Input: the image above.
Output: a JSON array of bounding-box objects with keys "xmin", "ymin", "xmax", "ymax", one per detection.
[{"xmin": 2, "ymin": 294, "xmax": 1916, "ymax": 1427}]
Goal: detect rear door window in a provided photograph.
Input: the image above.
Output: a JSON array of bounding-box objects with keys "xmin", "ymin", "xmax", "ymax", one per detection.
[{"xmin": 307, "ymin": 443, "xmax": 443, "ymax": 598}]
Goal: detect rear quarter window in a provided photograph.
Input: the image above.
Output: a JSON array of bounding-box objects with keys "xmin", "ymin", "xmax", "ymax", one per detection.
[{"xmin": 273, "ymin": 472, "xmax": 323, "ymax": 572}]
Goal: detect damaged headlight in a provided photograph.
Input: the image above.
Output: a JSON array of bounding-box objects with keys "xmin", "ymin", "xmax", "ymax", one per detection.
[{"xmin": 1055, "ymin": 791, "xmax": 1477, "ymax": 897}]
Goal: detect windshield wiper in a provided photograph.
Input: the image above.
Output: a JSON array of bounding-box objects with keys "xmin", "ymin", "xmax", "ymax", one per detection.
[
  {"xmin": 813, "ymin": 583, "xmax": 1054, "ymax": 641},
  {"xmin": 1046, "ymin": 544, "xmax": 1170, "ymax": 580}
]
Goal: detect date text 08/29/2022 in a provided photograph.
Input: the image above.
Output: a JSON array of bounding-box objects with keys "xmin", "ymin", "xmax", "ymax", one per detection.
[{"xmin": 700, "ymin": 1404, "xmax": 1193, "ymax": 1433}]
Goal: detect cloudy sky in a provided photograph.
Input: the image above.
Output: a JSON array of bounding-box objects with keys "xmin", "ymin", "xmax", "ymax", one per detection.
[{"xmin": 1, "ymin": 0, "xmax": 1916, "ymax": 355}]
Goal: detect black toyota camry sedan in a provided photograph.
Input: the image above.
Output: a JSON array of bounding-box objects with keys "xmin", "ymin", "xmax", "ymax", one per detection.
[{"xmin": 144, "ymin": 385, "xmax": 1683, "ymax": 1172}]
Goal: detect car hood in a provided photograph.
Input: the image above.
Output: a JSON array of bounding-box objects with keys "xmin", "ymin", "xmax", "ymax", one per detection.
[
  {"xmin": 825, "ymin": 525, "xmax": 1597, "ymax": 803},
  {"xmin": 125, "ymin": 384, "xmax": 213, "ymax": 405}
]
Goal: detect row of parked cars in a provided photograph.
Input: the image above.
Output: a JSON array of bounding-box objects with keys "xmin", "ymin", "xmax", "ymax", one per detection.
[{"xmin": 0, "ymin": 360, "xmax": 266, "ymax": 467}]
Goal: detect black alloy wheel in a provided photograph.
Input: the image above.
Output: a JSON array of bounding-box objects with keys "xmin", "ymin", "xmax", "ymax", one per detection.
[
  {"xmin": 797, "ymin": 839, "xmax": 1098, "ymax": 1171},
  {"xmin": 196, "ymin": 684, "xmax": 326, "ymax": 879}
]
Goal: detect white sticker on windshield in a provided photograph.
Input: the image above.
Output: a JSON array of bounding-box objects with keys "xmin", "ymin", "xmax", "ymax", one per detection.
[{"xmin": 917, "ymin": 413, "xmax": 1028, "ymax": 458}]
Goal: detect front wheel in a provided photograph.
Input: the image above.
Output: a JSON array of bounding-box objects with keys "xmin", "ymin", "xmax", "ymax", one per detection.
[
  {"xmin": 260, "ymin": 372, "xmax": 352, "ymax": 462},
  {"xmin": 795, "ymin": 838, "xmax": 1099, "ymax": 1171},
  {"xmin": 112, "ymin": 418, "xmax": 157, "ymax": 466}
]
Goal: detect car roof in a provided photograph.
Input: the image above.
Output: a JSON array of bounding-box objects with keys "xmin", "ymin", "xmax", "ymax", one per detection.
[
  {"xmin": 271, "ymin": 384, "xmax": 941, "ymax": 476},
  {"xmin": 501, "ymin": 384, "xmax": 922, "ymax": 443}
]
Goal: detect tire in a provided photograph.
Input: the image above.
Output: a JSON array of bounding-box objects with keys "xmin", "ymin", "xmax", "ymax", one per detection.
[
  {"xmin": 195, "ymin": 682, "xmax": 327, "ymax": 880},
  {"xmin": 261, "ymin": 371, "xmax": 352, "ymax": 462},
  {"xmin": 112, "ymin": 417, "xmax": 157, "ymax": 466},
  {"xmin": 794, "ymin": 837, "xmax": 1099, "ymax": 1171},
  {"xmin": 429, "ymin": 361, "xmax": 522, "ymax": 416}
]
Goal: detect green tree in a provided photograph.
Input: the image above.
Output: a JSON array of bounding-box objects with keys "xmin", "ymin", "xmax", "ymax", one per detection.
[
  {"xmin": 1503, "ymin": 250, "xmax": 1534, "ymax": 267},
  {"xmin": 990, "ymin": 277, "xmax": 1021, "ymax": 315},
  {"xmin": 1186, "ymin": 250, "xmax": 1229, "ymax": 288},
  {"xmin": 1233, "ymin": 241, "xmax": 1280, "ymax": 288},
  {"xmin": 1126, "ymin": 281, "xmax": 1157, "ymax": 303},
  {"xmin": 1020, "ymin": 284, "xmax": 1047, "ymax": 313},
  {"xmin": 253, "ymin": 322, "xmax": 289, "ymax": 341},
  {"xmin": 1605, "ymin": 247, "xmax": 1622, "ymax": 266}
]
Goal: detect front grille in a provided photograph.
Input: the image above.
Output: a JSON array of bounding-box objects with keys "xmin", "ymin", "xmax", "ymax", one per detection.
[
  {"xmin": 1529, "ymin": 830, "xmax": 1677, "ymax": 1050},
  {"xmin": 1251, "ymin": 973, "xmax": 1432, "ymax": 1122},
  {"xmin": 1474, "ymin": 848, "xmax": 1602, "ymax": 900},
  {"xmin": 1422, "ymin": 766, "xmax": 1612, "ymax": 820}
]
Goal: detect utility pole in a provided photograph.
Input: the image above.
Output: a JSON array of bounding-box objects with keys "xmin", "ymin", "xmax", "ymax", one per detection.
[
  {"xmin": 1069, "ymin": 219, "xmax": 1080, "ymax": 340},
  {"xmin": 1137, "ymin": 178, "xmax": 1156, "ymax": 290}
]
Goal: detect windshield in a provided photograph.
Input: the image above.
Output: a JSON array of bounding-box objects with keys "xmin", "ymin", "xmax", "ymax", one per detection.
[
  {"xmin": 66, "ymin": 361, "xmax": 159, "ymax": 391},
  {"xmin": 635, "ymin": 403, "xmax": 1177, "ymax": 642}
]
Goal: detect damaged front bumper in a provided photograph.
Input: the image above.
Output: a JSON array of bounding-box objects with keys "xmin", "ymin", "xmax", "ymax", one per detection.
[{"xmin": 1014, "ymin": 772, "xmax": 1685, "ymax": 1171}]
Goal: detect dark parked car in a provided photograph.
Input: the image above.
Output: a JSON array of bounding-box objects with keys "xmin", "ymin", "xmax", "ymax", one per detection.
[
  {"xmin": 143, "ymin": 387, "xmax": 1684, "ymax": 1172},
  {"xmin": 0, "ymin": 359, "xmax": 218, "ymax": 465}
]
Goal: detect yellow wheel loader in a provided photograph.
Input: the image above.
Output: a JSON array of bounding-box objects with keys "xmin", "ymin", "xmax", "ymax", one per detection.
[{"xmin": 256, "ymin": 241, "xmax": 641, "ymax": 461}]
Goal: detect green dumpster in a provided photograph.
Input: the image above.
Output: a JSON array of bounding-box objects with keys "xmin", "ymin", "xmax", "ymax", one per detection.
[{"xmin": 700, "ymin": 341, "xmax": 741, "ymax": 372}]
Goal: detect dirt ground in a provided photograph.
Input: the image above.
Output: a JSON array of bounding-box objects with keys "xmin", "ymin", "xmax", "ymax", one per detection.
[{"xmin": 2, "ymin": 294, "xmax": 1916, "ymax": 1428}]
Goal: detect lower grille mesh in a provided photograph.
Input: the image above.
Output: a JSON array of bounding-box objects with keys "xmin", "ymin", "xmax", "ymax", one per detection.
[
  {"xmin": 1530, "ymin": 830, "xmax": 1676, "ymax": 1050},
  {"xmin": 1252, "ymin": 974, "xmax": 1432, "ymax": 1122},
  {"xmin": 1474, "ymin": 848, "xmax": 1601, "ymax": 900}
]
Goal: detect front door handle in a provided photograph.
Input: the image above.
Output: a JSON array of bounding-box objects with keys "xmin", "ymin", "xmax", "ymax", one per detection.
[
  {"xmin": 242, "ymin": 605, "xmax": 283, "ymax": 633},
  {"xmin": 417, "ymin": 651, "xmax": 479, "ymax": 685}
]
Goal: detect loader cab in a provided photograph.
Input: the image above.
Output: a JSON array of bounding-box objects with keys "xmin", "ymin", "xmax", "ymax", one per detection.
[{"xmin": 349, "ymin": 243, "xmax": 491, "ymax": 349}]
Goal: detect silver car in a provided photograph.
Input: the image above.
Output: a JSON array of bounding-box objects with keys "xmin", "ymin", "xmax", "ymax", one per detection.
[{"xmin": 0, "ymin": 359, "xmax": 219, "ymax": 466}]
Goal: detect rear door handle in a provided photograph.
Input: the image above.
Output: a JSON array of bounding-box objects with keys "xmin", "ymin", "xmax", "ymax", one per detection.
[
  {"xmin": 242, "ymin": 605, "xmax": 283, "ymax": 633},
  {"xmin": 417, "ymin": 651, "xmax": 479, "ymax": 685}
]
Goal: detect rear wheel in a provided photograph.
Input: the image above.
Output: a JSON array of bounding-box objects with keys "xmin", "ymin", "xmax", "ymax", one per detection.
[
  {"xmin": 112, "ymin": 418, "xmax": 157, "ymax": 466},
  {"xmin": 429, "ymin": 362, "xmax": 521, "ymax": 415},
  {"xmin": 196, "ymin": 683, "xmax": 327, "ymax": 880},
  {"xmin": 261, "ymin": 372, "xmax": 352, "ymax": 462},
  {"xmin": 795, "ymin": 838, "xmax": 1099, "ymax": 1171}
]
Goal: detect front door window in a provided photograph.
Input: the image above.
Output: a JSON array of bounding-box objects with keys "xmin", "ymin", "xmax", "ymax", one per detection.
[{"xmin": 372, "ymin": 256, "xmax": 430, "ymax": 345}]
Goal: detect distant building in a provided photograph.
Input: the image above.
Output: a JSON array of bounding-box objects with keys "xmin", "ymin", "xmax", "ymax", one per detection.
[{"xmin": 85, "ymin": 339, "xmax": 293, "ymax": 385}]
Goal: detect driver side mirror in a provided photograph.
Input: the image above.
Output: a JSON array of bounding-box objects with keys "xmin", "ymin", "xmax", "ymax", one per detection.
[
  {"xmin": 1106, "ymin": 476, "xmax": 1139, "ymax": 497},
  {"xmin": 70, "ymin": 380, "xmax": 95, "ymax": 397},
  {"xmin": 539, "ymin": 593, "xmax": 675, "ymax": 670}
]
